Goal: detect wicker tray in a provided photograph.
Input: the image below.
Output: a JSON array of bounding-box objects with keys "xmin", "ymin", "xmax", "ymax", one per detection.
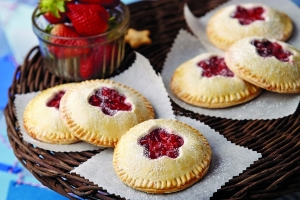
[{"xmin": 4, "ymin": 0, "xmax": 300, "ymax": 199}]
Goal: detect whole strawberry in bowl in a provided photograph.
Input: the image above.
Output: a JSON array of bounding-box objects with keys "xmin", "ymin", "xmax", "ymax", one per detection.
[{"xmin": 32, "ymin": 0, "xmax": 130, "ymax": 80}]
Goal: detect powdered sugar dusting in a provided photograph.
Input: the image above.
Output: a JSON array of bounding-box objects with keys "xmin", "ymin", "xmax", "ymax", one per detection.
[
  {"xmin": 88, "ymin": 87, "xmax": 132, "ymax": 116},
  {"xmin": 71, "ymin": 116, "xmax": 261, "ymax": 199},
  {"xmin": 169, "ymin": 51, "xmax": 259, "ymax": 108},
  {"xmin": 162, "ymin": 29, "xmax": 300, "ymax": 120},
  {"xmin": 184, "ymin": 0, "xmax": 300, "ymax": 50},
  {"xmin": 113, "ymin": 119, "xmax": 211, "ymax": 185},
  {"xmin": 15, "ymin": 92, "xmax": 100, "ymax": 152},
  {"xmin": 14, "ymin": 52, "xmax": 174, "ymax": 151},
  {"xmin": 209, "ymin": 3, "xmax": 289, "ymax": 39},
  {"xmin": 225, "ymin": 37, "xmax": 300, "ymax": 93}
]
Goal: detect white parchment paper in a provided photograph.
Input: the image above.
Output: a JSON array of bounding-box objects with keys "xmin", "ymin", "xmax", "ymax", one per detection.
[
  {"xmin": 14, "ymin": 52, "xmax": 174, "ymax": 152},
  {"xmin": 161, "ymin": 29, "xmax": 300, "ymax": 120},
  {"xmin": 71, "ymin": 115, "xmax": 262, "ymax": 200}
]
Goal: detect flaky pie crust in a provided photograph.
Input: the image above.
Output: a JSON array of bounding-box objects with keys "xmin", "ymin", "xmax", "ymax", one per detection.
[
  {"xmin": 113, "ymin": 119, "xmax": 212, "ymax": 194},
  {"xmin": 60, "ymin": 79, "xmax": 155, "ymax": 147},
  {"xmin": 225, "ymin": 37, "xmax": 300, "ymax": 93},
  {"xmin": 206, "ymin": 3, "xmax": 293, "ymax": 50},
  {"xmin": 23, "ymin": 83, "xmax": 80, "ymax": 144},
  {"xmin": 170, "ymin": 52, "xmax": 262, "ymax": 108}
]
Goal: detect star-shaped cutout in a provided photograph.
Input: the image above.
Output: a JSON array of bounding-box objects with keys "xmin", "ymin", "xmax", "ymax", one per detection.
[
  {"xmin": 47, "ymin": 91, "xmax": 66, "ymax": 109},
  {"xmin": 198, "ymin": 56, "xmax": 234, "ymax": 78},
  {"xmin": 251, "ymin": 39, "xmax": 292, "ymax": 62},
  {"xmin": 125, "ymin": 28, "xmax": 152, "ymax": 49},
  {"xmin": 231, "ymin": 5, "xmax": 265, "ymax": 25},
  {"xmin": 88, "ymin": 87, "xmax": 132, "ymax": 116},
  {"xmin": 138, "ymin": 128, "xmax": 184, "ymax": 159}
]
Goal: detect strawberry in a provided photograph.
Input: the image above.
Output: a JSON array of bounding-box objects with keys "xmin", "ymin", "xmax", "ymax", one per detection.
[
  {"xmin": 48, "ymin": 24, "xmax": 91, "ymax": 58},
  {"xmin": 80, "ymin": 53, "xmax": 95, "ymax": 79},
  {"xmin": 93, "ymin": 43, "xmax": 114, "ymax": 76},
  {"xmin": 77, "ymin": 0, "xmax": 120, "ymax": 8},
  {"xmin": 66, "ymin": 4, "xmax": 109, "ymax": 36},
  {"xmin": 80, "ymin": 39, "xmax": 118, "ymax": 79},
  {"xmin": 43, "ymin": 11, "xmax": 67, "ymax": 24},
  {"xmin": 38, "ymin": 0, "xmax": 69, "ymax": 24}
]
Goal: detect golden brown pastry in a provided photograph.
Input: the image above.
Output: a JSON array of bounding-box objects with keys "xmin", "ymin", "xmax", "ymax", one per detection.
[
  {"xmin": 113, "ymin": 119, "xmax": 212, "ymax": 193},
  {"xmin": 206, "ymin": 3, "xmax": 293, "ymax": 50},
  {"xmin": 170, "ymin": 52, "xmax": 262, "ymax": 108},
  {"xmin": 225, "ymin": 36, "xmax": 300, "ymax": 93},
  {"xmin": 125, "ymin": 28, "xmax": 152, "ymax": 48},
  {"xmin": 60, "ymin": 79, "xmax": 155, "ymax": 147},
  {"xmin": 23, "ymin": 83, "xmax": 80, "ymax": 144}
]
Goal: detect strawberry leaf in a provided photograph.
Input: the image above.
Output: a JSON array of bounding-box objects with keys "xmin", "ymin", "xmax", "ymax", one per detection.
[
  {"xmin": 108, "ymin": 16, "xmax": 118, "ymax": 31},
  {"xmin": 45, "ymin": 24, "xmax": 54, "ymax": 33},
  {"xmin": 39, "ymin": 0, "xmax": 67, "ymax": 18}
]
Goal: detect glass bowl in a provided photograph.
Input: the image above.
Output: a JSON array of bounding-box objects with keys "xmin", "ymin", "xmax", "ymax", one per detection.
[{"xmin": 32, "ymin": 2, "xmax": 130, "ymax": 81}]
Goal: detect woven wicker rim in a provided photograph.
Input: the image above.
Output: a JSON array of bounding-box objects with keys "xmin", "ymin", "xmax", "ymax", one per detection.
[{"xmin": 4, "ymin": 0, "xmax": 300, "ymax": 199}]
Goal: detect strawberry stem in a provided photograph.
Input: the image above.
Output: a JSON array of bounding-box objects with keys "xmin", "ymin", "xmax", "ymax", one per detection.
[
  {"xmin": 39, "ymin": 0, "xmax": 67, "ymax": 17},
  {"xmin": 45, "ymin": 24, "xmax": 54, "ymax": 33},
  {"xmin": 108, "ymin": 17, "xmax": 118, "ymax": 31}
]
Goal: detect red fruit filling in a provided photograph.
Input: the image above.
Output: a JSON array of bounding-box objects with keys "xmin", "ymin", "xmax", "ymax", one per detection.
[
  {"xmin": 138, "ymin": 128, "xmax": 184, "ymax": 159},
  {"xmin": 251, "ymin": 39, "xmax": 292, "ymax": 62},
  {"xmin": 198, "ymin": 56, "xmax": 234, "ymax": 78},
  {"xmin": 88, "ymin": 87, "xmax": 132, "ymax": 116},
  {"xmin": 46, "ymin": 91, "xmax": 66, "ymax": 109},
  {"xmin": 231, "ymin": 5, "xmax": 265, "ymax": 25}
]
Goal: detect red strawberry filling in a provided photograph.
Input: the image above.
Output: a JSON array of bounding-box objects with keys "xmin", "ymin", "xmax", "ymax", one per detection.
[
  {"xmin": 251, "ymin": 39, "xmax": 292, "ymax": 62},
  {"xmin": 46, "ymin": 91, "xmax": 66, "ymax": 109},
  {"xmin": 88, "ymin": 87, "xmax": 132, "ymax": 116},
  {"xmin": 138, "ymin": 128, "xmax": 184, "ymax": 159},
  {"xmin": 198, "ymin": 56, "xmax": 234, "ymax": 78},
  {"xmin": 231, "ymin": 5, "xmax": 265, "ymax": 25}
]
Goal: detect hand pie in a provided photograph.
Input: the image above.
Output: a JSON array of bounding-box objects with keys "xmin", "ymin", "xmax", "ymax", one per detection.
[
  {"xmin": 170, "ymin": 52, "xmax": 262, "ymax": 108},
  {"xmin": 225, "ymin": 37, "xmax": 300, "ymax": 93},
  {"xmin": 60, "ymin": 79, "xmax": 155, "ymax": 147},
  {"xmin": 23, "ymin": 83, "xmax": 80, "ymax": 144},
  {"xmin": 113, "ymin": 119, "xmax": 212, "ymax": 194},
  {"xmin": 206, "ymin": 3, "xmax": 293, "ymax": 50}
]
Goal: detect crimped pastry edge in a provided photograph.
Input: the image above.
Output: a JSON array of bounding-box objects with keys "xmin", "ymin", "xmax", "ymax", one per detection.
[
  {"xmin": 23, "ymin": 83, "xmax": 81, "ymax": 144},
  {"xmin": 60, "ymin": 79, "xmax": 155, "ymax": 147},
  {"xmin": 225, "ymin": 61, "xmax": 300, "ymax": 93},
  {"xmin": 206, "ymin": 4, "xmax": 294, "ymax": 50},
  {"xmin": 169, "ymin": 53, "xmax": 263, "ymax": 108},
  {"xmin": 224, "ymin": 38, "xmax": 300, "ymax": 93},
  {"xmin": 113, "ymin": 119, "xmax": 212, "ymax": 194},
  {"xmin": 170, "ymin": 80, "xmax": 262, "ymax": 108}
]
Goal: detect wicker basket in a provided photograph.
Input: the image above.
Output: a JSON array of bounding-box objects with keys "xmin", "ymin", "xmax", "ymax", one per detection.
[{"xmin": 4, "ymin": 0, "xmax": 300, "ymax": 199}]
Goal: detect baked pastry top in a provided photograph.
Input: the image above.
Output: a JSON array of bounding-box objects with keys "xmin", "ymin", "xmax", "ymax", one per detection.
[
  {"xmin": 23, "ymin": 83, "xmax": 80, "ymax": 144},
  {"xmin": 170, "ymin": 52, "xmax": 262, "ymax": 108},
  {"xmin": 113, "ymin": 119, "xmax": 212, "ymax": 194},
  {"xmin": 60, "ymin": 79, "xmax": 155, "ymax": 147},
  {"xmin": 206, "ymin": 3, "xmax": 293, "ymax": 50},
  {"xmin": 225, "ymin": 37, "xmax": 300, "ymax": 93}
]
